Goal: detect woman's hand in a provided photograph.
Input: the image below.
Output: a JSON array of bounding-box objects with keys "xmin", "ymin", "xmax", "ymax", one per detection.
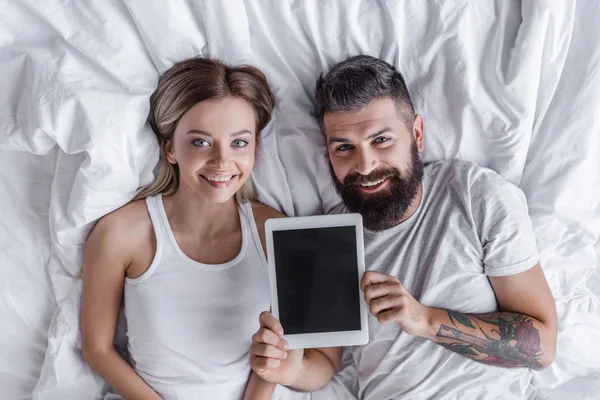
[{"xmin": 249, "ymin": 312, "xmax": 304, "ymax": 386}]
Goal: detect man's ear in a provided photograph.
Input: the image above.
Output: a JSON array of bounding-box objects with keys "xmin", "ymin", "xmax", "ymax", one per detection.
[
  {"xmin": 165, "ymin": 140, "xmax": 177, "ymax": 164},
  {"xmin": 412, "ymin": 114, "xmax": 424, "ymax": 152}
]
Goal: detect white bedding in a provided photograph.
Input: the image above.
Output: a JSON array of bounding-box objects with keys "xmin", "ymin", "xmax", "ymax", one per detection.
[{"xmin": 0, "ymin": 0, "xmax": 598, "ymax": 399}]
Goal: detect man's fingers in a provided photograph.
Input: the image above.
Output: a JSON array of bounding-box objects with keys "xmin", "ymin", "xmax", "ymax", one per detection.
[
  {"xmin": 252, "ymin": 328, "xmax": 289, "ymax": 349},
  {"xmin": 375, "ymin": 308, "xmax": 400, "ymax": 324},
  {"xmin": 363, "ymin": 282, "xmax": 402, "ymax": 303},
  {"xmin": 369, "ymin": 294, "xmax": 402, "ymax": 315},
  {"xmin": 259, "ymin": 311, "xmax": 284, "ymax": 336},
  {"xmin": 251, "ymin": 343, "xmax": 288, "ymax": 360},
  {"xmin": 360, "ymin": 271, "xmax": 399, "ymax": 292}
]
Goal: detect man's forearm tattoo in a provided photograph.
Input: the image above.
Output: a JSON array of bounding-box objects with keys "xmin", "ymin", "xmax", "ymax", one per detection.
[{"xmin": 436, "ymin": 311, "xmax": 544, "ymax": 370}]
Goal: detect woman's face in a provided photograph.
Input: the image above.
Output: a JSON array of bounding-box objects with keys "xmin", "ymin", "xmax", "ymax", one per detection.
[{"xmin": 168, "ymin": 96, "xmax": 257, "ymax": 204}]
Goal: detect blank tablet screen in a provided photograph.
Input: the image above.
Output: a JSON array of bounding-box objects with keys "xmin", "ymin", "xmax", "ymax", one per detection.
[{"xmin": 272, "ymin": 226, "xmax": 361, "ymax": 334}]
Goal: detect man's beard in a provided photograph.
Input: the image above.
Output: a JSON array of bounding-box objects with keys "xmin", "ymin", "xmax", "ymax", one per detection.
[{"xmin": 330, "ymin": 141, "xmax": 424, "ymax": 231}]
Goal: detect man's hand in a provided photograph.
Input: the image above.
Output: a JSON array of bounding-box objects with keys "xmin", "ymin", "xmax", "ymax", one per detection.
[
  {"xmin": 361, "ymin": 271, "xmax": 431, "ymax": 336},
  {"xmin": 249, "ymin": 311, "xmax": 304, "ymax": 386}
]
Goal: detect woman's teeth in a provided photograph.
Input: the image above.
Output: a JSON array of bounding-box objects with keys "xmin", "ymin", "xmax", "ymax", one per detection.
[{"xmin": 203, "ymin": 175, "xmax": 234, "ymax": 182}]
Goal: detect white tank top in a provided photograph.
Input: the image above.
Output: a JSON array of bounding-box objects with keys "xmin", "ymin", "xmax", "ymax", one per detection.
[{"xmin": 124, "ymin": 195, "xmax": 270, "ymax": 400}]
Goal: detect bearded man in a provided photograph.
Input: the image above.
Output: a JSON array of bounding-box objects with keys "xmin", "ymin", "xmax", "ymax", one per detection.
[
  {"xmin": 313, "ymin": 55, "xmax": 557, "ymax": 400},
  {"xmin": 249, "ymin": 55, "xmax": 558, "ymax": 400}
]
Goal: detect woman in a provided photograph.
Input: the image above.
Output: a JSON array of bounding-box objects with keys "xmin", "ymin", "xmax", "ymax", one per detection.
[{"xmin": 81, "ymin": 57, "xmax": 282, "ymax": 399}]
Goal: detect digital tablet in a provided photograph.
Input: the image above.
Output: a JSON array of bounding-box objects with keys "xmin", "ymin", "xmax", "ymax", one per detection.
[{"xmin": 265, "ymin": 213, "xmax": 368, "ymax": 349}]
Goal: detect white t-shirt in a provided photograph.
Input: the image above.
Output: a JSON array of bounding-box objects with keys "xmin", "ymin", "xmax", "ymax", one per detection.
[{"xmin": 316, "ymin": 159, "xmax": 540, "ymax": 400}]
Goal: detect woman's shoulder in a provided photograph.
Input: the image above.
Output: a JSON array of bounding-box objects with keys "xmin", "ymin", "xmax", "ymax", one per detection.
[
  {"xmin": 82, "ymin": 199, "xmax": 157, "ymax": 284},
  {"xmin": 250, "ymin": 201, "xmax": 286, "ymax": 225},
  {"xmin": 249, "ymin": 202, "xmax": 286, "ymax": 252},
  {"xmin": 87, "ymin": 199, "xmax": 154, "ymax": 252}
]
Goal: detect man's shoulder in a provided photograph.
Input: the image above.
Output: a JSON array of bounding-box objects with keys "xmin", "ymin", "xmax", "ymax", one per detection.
[
  {"xmin": 326, "ymin": 202, "xmax": 350, "ymax": 215},
  {"xmin": 426, "ymin": 158, "xmax": 499, "ymax": 180},
  {"xmin": 425, "ymin": 159, "xmax": 516, "ymax": 196}
]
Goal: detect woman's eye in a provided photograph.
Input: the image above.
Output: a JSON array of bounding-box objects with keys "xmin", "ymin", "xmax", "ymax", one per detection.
[
  {"xmin": 373, "ymin": 136, "xmax": 389, "ymax": 144},
  {"xmin": 192, "ymin": 139, "xmax": 210, "ymax": 147},
  {"xmin": 232, "ymin": 139, "xmax": 249, "ymax": 148}
]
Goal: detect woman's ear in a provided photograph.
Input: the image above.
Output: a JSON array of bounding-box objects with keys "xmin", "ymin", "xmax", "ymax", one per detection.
[{"xmin": 165, "ymin": 140, "xmax": 177, "ymax": 164}]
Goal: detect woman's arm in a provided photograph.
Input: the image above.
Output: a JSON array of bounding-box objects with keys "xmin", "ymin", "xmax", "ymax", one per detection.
[
  {"xmin": 81, "ymin": 215, "xmax": 161, "ymax": 400},
  {"xmin": 243, "ymin": 371, "xmax": 276, "ymax": 400},
  {"xmin": 250, "ymin": 312, "xmax": 342, "ymax": 392},
  {"xmin": 249, "ymin": 203, "xmax": 342, "ymax": 391}
]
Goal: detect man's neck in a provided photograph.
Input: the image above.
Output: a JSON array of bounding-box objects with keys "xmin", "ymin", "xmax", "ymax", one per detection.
[{"xmin": 396, "ymin": 181, "xmax": 423, "ymax": 225}]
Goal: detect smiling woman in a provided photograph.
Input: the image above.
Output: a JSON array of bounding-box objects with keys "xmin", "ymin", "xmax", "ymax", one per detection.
[
  {"xmin": 135, "ymin": 58, "xmax": 275, "ymax": 202},
  {"xmin": 79, "ymin": 57, "xmax": 285, "ymax": 400},
  {"xmin": 163, "ymin": 96, "xmax": 258, "ymax": 204}
]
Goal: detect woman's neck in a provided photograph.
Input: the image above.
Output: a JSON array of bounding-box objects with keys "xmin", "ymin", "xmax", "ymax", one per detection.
[{"xmin": 163, "ymin": 186, "xmax": 240, "ymax": 238}]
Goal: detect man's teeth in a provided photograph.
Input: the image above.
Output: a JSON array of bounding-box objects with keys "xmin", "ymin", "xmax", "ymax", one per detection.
[
  {"xmin": 361, "ymin": 179, "xmax": 385, "ymax": 187},
  {"xmin": 204, "ymin": 175, "xmax": 234, "ymax": 182}
]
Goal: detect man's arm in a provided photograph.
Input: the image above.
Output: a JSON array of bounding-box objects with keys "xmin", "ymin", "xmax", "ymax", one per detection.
[
  {"xmin": 423, "ymin": 264, "xmax": 557, "ymax": 369},
  {"xmin": 362, "ymin": 264, "xmax": 557, "ymax": 370}
]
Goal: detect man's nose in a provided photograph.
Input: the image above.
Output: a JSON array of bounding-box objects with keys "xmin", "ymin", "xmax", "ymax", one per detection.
[{"xmin": 354, "ymin": 148, "xmax": 377, "ymax": 176}]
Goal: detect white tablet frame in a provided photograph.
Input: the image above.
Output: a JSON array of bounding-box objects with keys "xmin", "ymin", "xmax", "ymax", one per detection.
[{"xmin": 265, "ymin": 213, "xmax": 368, "ymax": 349}]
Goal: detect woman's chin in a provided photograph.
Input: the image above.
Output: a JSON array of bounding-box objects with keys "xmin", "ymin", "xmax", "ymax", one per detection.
[{"xmin": 202, "ymin": 185, "xmax": 244, "ymax": 204}]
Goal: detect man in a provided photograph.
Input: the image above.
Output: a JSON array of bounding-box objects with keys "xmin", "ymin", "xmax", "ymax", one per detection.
[{"xmin": 250, "ymin": 55, "xmax": 557, "ymax": 399}]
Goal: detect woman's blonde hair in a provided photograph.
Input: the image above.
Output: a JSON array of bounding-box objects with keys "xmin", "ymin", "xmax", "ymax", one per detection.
[{"xmin": 133, "ymin": 57, "xmax": 275, "ymax": 203}]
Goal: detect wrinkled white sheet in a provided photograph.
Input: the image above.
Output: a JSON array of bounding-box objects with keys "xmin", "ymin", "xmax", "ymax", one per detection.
[
  {"xmin": 0, "ymin": 149, "xmax": 56, "ymax": 400},
  {"xmin": 0, "ymin": 0, "xmax": 598, "ymax": 399}
]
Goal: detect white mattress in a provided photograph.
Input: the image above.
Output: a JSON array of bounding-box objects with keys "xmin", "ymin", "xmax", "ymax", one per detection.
[{"xmin": 0, "ymin": 1, "xmax": 599, "ymax": 399}]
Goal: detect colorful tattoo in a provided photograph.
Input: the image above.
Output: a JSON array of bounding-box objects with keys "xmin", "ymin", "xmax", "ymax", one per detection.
[
  {"xmin": 448, "ymin": 310, "xmax": 475, "ymax": 329},
  {"xmin": 437, "ymin": 312, "xmax": 543, "ymax": 370}
]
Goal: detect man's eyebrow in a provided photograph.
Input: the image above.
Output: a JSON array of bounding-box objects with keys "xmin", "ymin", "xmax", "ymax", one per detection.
[
  {"xmin": 328, "ymin": 137, "xmax": 351, "ymax": 145},
  {"xmin": 366, "ymin": 127, "xmax": 393, "ymax": 140},
  {"xmin": 327, "ymin": 127, "xmax": 393, "ymax": 145}
]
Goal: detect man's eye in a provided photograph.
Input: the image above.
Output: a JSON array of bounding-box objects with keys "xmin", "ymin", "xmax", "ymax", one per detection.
[
  {"xmin": 373, "ymin": 136, "xmax": 389, "ymax": 144},
  {"xmin": 336, "ymin": 144, "xmax": 354, "ymax": 152},
  {"xmin": 232, "ymin": 139, "xmax": 248, "ymax": 148},
  {"xmin": 192, "ymin": 139, "xmax": 210, "ymax": 147}
]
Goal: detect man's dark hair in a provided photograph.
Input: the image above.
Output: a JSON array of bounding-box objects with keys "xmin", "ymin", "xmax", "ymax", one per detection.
[{"xmin": 315, "ymin": 55, "xmax": 414, "ymax": 126}]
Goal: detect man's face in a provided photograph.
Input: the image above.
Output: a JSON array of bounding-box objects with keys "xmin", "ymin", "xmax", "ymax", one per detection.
[{"xmin": 324, "ymin": 98, "xmax": 425, "ymax": 231}]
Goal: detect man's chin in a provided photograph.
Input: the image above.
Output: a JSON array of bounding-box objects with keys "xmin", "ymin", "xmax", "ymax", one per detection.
[
  {"xmin": 360, "ymin": 211, "xmax": 404, "ymax": 232},
  {"xmin": 342, "ymin": 200, "xmax": 407, "ymax": 231},
  {"xmin": 342, "ymin": 185, "xmax": 393, "ymax": 203}
]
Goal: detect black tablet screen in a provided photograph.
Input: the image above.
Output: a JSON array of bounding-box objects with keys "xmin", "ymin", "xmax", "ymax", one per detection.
[{"xmin": 273, "ymin": 226, "xmax": 361, "ymax": 334}]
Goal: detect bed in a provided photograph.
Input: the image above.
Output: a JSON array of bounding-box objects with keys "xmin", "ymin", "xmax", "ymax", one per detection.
[{"xmin": 0, "ymin": 1, "xmax": 599, "ymax": 399}]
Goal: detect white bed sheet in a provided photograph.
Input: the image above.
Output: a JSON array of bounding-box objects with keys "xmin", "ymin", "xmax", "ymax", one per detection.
[
  {"xmin": 0, "ymin": 0, "xmax": 598, "ymax": 399},
  {"xmin": 0, "ymin": 149, "xmax": 56, "ymax": 400}
]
